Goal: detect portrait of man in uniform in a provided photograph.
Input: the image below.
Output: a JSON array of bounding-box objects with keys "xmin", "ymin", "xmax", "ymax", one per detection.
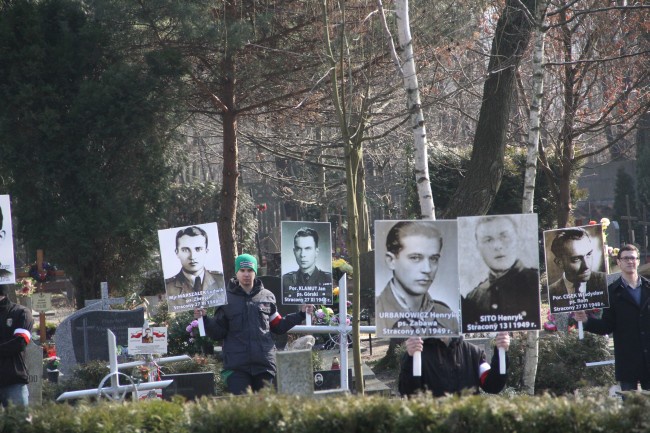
[
  {"xmin": 281, "ymin": 222, "xmax": 332, "ymax": 305},
  {"xmin": 460, "ymin": 214, "xmax": 540, "ymax": 332},
  {"xmin": 375, "ymin": 220, "xmax": 460, "ymax": 338},
  {"xmin": 159, "ymin": 223, "xmax": 226, "ymax": 313}
]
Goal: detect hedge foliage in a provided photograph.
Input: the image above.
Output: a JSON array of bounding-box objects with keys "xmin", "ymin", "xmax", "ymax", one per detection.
[{"xmin": 2, "ymin": 392, "xmax": 649, "ymax": 433}]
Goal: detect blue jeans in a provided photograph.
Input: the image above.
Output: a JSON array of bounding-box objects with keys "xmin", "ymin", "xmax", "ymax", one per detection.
[{"xmin": 0, "ymin": 384, "xmax": 29, "ymax": 407}]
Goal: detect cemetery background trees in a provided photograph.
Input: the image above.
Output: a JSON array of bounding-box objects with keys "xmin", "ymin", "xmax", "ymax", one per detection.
[{"xmin": 0, "ymin": 0, "xmax": 184, "ymax": 307}]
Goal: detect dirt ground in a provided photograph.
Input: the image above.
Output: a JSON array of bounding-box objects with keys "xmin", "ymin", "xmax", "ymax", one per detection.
[{"xmin": 358, "ymin": 336, "xmax": 400, "ymax": 394}]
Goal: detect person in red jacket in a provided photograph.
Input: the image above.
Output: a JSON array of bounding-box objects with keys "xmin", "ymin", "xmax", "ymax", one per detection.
[
  {"xmin": 0, "ymin": 285, "xmax": 33, "ymax": 406},
  {"xmin": 399, "ymin": 332, "xmax": 510, "ymax": 397}
]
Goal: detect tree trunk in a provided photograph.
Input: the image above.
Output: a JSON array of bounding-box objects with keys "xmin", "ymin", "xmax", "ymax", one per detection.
[
  {"xmin": 219, "ymin": 53, "xmax": 239, "ymax": 281},
  {"xmin": 520, "ymin": 0, "xmax": 549, "ymax": 395},
  {"xmin": 443, "ymin": 0, "xmax": 537, "ymax": 218}
]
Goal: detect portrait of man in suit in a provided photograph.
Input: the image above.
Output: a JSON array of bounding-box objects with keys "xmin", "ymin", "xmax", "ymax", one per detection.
[{"xmin": 547, "ymin": 226, "xmax": 608, "ymax": 312}]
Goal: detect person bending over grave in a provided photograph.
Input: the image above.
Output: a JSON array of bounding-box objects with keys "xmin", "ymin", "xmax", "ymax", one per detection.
[
  {"xmin": 376, "ymin": 221, "xmax": 457, "ymax": 334},
  {"xmin": 462, "ymin": 216, "xmax": 539, "ymax": 326},
  {"xmin": 398, "ymin": 332, "xmax": 510, "ymax": 397},
  {"xmin": 194, "ymin": 254, "xmax": 314, "ymax": 395},
  {"xmin": 575, "ymin": 244, "xmax": 650, "ymax": 392},
  {"xmin": 548, "ymin": 228, "xmax": 607, "ymax": 309},
  {"xmin": 166, "ymin": 226, "xmax": 226, "ymax": 310},
  {"xmin": 282, "ymin": 227, "xmax": 332, "ymax": 288},
  {"xmin": 0, "ymin": 285, "xmax": 33, "ymax": 407}
]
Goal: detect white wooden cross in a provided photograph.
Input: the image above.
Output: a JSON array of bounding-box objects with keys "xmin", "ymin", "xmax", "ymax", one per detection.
[
  {"xmin": 289, "ymin": 275, "xmax": 375, "ymax": 391},
  {"xmin": 56, "ymin": 330, "xmax": 190, "ymax": 401}
]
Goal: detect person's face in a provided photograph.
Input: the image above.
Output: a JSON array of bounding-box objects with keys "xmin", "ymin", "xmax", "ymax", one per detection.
[
  {"xmin": 618, "ymin": 250, "xmax": 640, "ymax": 274},
  {"xmin": 557, "ymin": 237, "xmax": 594, "ymax": 283},
  {"xmin": 176, "ymin": 235, "xmax": 208, "ymax": 275},
  {"xmin": 237, "ymin": 268, "xmax": 256, "ymax": 288},
  {"xmin": 386, "ymin": 235, "xmax": 442, "ymax": 297},
  {"xmin": 293, "ymin": 236, "xmax": 318, "ymax": 272},
  {"xmin": 476, "ymin": 219, "xmax": 518, "ymax": 272}
]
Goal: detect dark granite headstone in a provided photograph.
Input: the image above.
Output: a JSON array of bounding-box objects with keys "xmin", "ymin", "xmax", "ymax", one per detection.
[
  {"xmin": 161, "ymin": 372, "xmax": 215, "ymax": 400},
  {"xmin": 313, "ymin": 369, "xmax": 352, "ymax": 391},
  {"xmin": 71, "ymin": 308, "xmax": 145, "ymax": 364}
]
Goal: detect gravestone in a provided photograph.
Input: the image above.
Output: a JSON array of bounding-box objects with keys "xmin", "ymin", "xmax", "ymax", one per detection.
[
  {"xmin": 276, "ymin": 349, "xmax": 314, "ymax": 395},
  {"xmin": 71, "ymin": 308, "xmax": 145, "ymax": 364},
  {"xmin": 25, "ymin": 341, "xmax": 43, "ymax": 406},
  {"xmin": 313, "ymin": 369, "xmax": 352, "ymax": 391},
  {"xmin": 54, "ymin": 303, "xmax": 144, "ymax": 377},
  {"xmin": 161, "ymin": 372, "xmax": 215, "ymax": 400}
]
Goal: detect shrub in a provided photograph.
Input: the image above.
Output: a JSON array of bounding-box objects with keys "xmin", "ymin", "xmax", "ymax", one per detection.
[{"xmin": 508, "ymin": 331, "xmax": 615, "ymax": 394}]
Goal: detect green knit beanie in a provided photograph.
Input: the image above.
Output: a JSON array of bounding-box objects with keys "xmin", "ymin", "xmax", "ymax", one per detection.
[{"xmin": 235, "ymin": 254, "xmax": 257, "ymax": 273}]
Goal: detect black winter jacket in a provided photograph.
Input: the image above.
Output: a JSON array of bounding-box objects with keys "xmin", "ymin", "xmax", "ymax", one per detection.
[
  {"xmin": 398, "ymin": 337, "xmax": 508, "ymax": 397},
  {"xmin": 584, "ymin": 276, "xmax": 650, "ymax": 382},
  {"xmin": 204, "ymin": 278, "xmax": 305, "ymax": 376},
  {"xmin": 0, "ymin": 297, "xmax": 33, "ymax": 386}
]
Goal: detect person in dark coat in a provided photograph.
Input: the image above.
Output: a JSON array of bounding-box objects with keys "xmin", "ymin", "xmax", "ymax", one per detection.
[
  {"xmin": 195, "ymin": 254, "xmax": 314, "ymax": 395},
  {"xmin": 398, "ymin": 332, "xmax": 510, "ymax": 397},
  {"xmin": 576, "ymin": 244, "xmax": 650, "ymax": 391}
]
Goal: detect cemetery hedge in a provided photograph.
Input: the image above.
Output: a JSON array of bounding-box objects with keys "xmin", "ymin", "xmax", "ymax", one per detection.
[{"xmin": 2, "ymin": 393, "xmax": 649, "ymax": 433}]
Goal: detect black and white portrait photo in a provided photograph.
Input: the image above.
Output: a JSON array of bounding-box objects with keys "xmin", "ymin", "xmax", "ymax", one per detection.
[
  {"xmin": 158, "ymin": 222, "xmax": 226, "ymax": 313},
  {"xmin": 544, "ymin": 225, "xmax": 609, "ymax": 313},
  {"xmin": 281, "ymin": 221, "xmax": 333, "ymax": 305},
  {"xmin": 0, "ymin": 195, "xmax": 16, "ymax": 285},
  {"xmin": 374, "ymin": 220, "xmax": 460, "ymax": 338},
  {"xmin": 459, "ymin": 214, "xmax": 541, "ymax": 333}
]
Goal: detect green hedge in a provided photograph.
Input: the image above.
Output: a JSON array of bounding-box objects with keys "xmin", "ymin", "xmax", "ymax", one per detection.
[{"xmin": 2, "ymin": 392, "xmax": 649, "ymax": 433}]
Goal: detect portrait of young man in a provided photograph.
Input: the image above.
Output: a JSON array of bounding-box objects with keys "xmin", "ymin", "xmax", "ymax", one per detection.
[
  {"xmin": 544, "ymin": 225, "xmax": 609, "ymax": 313},
  {"xmin": 459, "ymin": 214, "xmax": 541, "ymax": 333},
  {"xmin": 281, "ymin": 222, "xmax": 332, "ymax": 305},
  {"xmin": 0, "ymin": 195, "xmax": 16, "ymax": 285},
  {"xmin": 158, "ymin": 223, "xmax": 226, "ymax": 313},
  {"xmin": 374, "ymin": 220, "xmax": 460, "ymax": 338}
]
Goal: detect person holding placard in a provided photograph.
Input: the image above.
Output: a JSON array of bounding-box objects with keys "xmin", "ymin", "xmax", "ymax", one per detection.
[
  {"xmin": 575, "ymin": 244, "xmax": 650, "ymax": 391},
  {"xmin": 194, "ymin": 254, "xmax": 314, "ymax": 395},
  {"xmin": 398, "ymin": 332, "xmax": 510, "ymax": 397}
]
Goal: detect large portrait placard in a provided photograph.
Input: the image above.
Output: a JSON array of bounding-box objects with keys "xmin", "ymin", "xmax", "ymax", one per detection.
[
  {"xmin": 543, "ymin": 224, "xmax": 609, "ymax": 313},
  {"xmin": 374, "ymin": 220, "xmax": 460, "ymax": 338},
  {"xmin": 158, "ymin": 223, "xmax": 226, "ymax": 313},
  {"xmin": 281, "ymin": 221, "xmax": 333, "ymax": 305},
  {"xmin": 0, "ymin": 195, "xmax": 16, "ymax": 285},
  {"xmin": 459, "ymin": 214, "xmax": 541, "ymax": 333}
]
